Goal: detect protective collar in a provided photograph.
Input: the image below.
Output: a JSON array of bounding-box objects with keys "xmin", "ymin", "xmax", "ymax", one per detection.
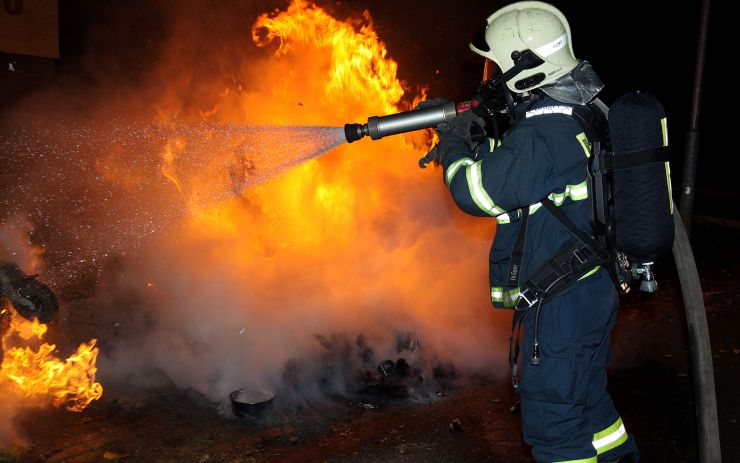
[{"xmin": 539, "ymin": 60, "xmax": 603, "ymax": 105}]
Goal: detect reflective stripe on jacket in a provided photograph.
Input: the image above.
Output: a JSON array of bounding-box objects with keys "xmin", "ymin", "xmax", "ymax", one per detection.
[{"xmin": 440, "ymin": 96, "xmax": 597, "ymax": 308}]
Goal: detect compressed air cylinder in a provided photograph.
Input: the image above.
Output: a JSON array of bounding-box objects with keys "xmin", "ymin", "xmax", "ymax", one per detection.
[{"xmin": 609, "ymin": 92, "xmax": 674, "ymax": 262}]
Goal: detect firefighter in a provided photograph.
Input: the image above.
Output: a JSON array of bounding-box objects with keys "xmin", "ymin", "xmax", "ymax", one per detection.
[{"xmin": 426, "ymin": 2, "xmax": 639, "ymax": 462}]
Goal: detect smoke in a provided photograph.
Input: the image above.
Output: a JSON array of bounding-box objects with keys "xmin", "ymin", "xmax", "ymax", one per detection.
[
  {"xmin": 0, "ymin": 373, "xmax": 38, "ymax": 452},
  {"xmin": 0, "ymin": 395, "xmax": 23, "ymax": 455},
  {"xmin": 0, "ymin": 0, "xmax": 510, "ymax": 422},
  {"xmin": 0, "ymin": 216, "xmax": 42, "ymax": 274}
]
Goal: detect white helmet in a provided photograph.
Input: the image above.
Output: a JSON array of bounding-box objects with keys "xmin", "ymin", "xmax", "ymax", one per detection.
[{"xmin": 470, "ymin": 1, "xmax": 579, "ymax": 93}]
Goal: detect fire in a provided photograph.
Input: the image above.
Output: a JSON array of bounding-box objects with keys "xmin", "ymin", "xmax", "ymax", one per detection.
[
  {"xmin": 176, "ymin": 0, "xmax": 429, "ymax": 232},
  {"xmin": 252, "ymin": 0, "xmax": 404, "ymax": 116},
  {"xmin": 0, "ymin": 0, "xmax": 507, "ymax": 427},
  {"xmin": 103, "ymin": 0, "xmax": 501, "ymax": 398},
  {"xmin": 1, "ymin": 306, "xmax": 103, "ymax": 412},
  {"xmin": 161, "ymin": 138, "xmax": 185, "ymax": 193}
]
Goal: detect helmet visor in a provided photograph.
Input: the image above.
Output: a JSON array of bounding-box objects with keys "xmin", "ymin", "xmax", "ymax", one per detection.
[{"xmin": 482, "ymin": 59, "xmax": 498, "ymax": 82}]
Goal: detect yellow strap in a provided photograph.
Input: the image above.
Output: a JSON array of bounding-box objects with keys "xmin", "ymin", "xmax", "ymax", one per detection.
[
  {"xmin": 554, "ymin": 458, "xmax": 597, "ymax": 463},
  {"xmin": 661, "ymin": 117, "xmax": 669, "ymax": 146}
]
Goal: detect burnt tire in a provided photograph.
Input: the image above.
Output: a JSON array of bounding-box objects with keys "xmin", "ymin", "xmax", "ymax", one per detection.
[{"xmin": 0, "ymin": 263, "xmax": 59, "ymax": 324}]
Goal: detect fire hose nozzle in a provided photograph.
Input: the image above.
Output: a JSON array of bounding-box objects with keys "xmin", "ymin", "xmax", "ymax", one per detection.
[
  {"xmin": 344, "ymin": 100, "xmax": 471, "ymax": 143},
  {"xmin": 344, "ymin": 123, "xmax": 365, "ymax": 143}
]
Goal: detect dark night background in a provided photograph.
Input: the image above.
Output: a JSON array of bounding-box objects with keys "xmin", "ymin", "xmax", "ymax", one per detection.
[{"xmin": 1, "ymin": 1, "xmax": 736, "ymax": 462}]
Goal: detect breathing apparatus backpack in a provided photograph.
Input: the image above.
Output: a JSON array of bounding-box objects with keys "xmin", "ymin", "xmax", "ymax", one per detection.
[
  {"xmin": 577, "ymin": 91, "xmax": 673, "ymax": 292},
  {"xmin": 507, "ymin": 91, "xmax": 674, "ymax": 371},
  {"xmin": 508, "ymin": 91, "xmax": 673, "ymax": 312}
]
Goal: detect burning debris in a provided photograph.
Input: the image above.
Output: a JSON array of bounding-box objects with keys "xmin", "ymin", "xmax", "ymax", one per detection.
[
  {"xmin": 357, "ymin": 357, "xmax": 420, "ymax": 401},
  {"xmin": 0, "ymin": 267, "xmax": 102, "ymax": 412},
  {"xmin": 0, "ymin": 261, "xmax": 58, "ymax": 324},
  {"xmin": 282, "ymin": 332, "xmax": 458, "ymax": 406},
  {"xmin": 0, "ymin": 311, "xmax": 103, "ymax": 412}
]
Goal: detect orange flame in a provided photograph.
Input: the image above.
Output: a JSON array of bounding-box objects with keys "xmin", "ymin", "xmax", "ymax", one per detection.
[
  {"xmin": 175, "ymin": 0, "xmax": 431, "ymax": 227},
  {"xmin": 161, "ymin": 138, "xmax": 185, "ymax": 192},
  {"xmin": 252, "ymin": 0, "xmax": 405, "ymax": 116},
  {"xmin": 1, "ymin": 306, "xmax": 103, "ymax": 412},
  {"xmin": 118, "ymin": 0, "xmax": 501, "ymax": 397}
]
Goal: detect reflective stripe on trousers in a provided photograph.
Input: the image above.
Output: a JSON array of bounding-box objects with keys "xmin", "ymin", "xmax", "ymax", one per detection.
[
  {"xmin": 551, "ymin": 418, "xmax": 628, "ymax": 462},
  {"xmin": 592, "ymin": 417, "xmax": 628, "ymax": 455},
  {"xmin": 519, "ymin": 270, "xmax": 638, "ymax": 462}
]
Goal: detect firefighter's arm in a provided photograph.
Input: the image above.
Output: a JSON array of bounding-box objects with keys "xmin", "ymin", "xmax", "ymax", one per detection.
[{"xmin": 441, "ymin": 125, "xmax": 555, "ymax": 217}]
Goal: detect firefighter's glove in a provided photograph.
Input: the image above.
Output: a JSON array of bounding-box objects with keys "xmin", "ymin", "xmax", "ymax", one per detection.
[
  {"xmin": 417, "ymin": 145, "xmax": 440, "ymax": 168},
  {"xmin": 418, "ymin": 110, "xmax": 485, "ymax": 168},
  {"xmin": 437, "ymin": 110, "xmax": 485, "ymax": 163},
  {"xmin": 473, "ymin": 79, "xmax": 509, "ymax": 115},
  {"xmin": 416, "ymin": 97, "xmax": 450, "ymax": 168},
  {"xmin": 415, "ymin": 98, "xmax": 452, "ymax": 136}
]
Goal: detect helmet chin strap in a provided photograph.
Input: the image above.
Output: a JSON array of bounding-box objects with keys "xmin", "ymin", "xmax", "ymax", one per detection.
[
  {"xmin": 491, "ymin": 49, "xmax": 546, "ymax": 118},
  {"xmin": 501, "ymin": 49, "xmax": 545, "ymax": 84},
  {"xmin": 505, "ymin": 89, "xmax": 516, "ymax": 116},
  {"xmin": 473, "ymin": 49, "xmax": 550, "ymax": 126}
]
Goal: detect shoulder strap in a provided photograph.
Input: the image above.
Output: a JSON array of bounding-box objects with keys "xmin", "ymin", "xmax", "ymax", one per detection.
[
  {"xmin": 569, "ymin": 101, "xmax": 670, "ymax": 172},
  {"xmin": 568, "ymin": 103, "xmax": 609, "ymax": 146}
]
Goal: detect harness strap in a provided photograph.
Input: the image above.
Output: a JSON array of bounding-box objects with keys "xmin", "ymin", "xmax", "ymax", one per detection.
[
  {"xmin": 540, "ymin": 199, "xmax": 609, "ymax": 260},
  {"xmin": 607, "ymin": 146, "xmax": 670, "ymax": 171},
  {"xmin": 569, "ymin": 103, "xmax": 608, "ymax": 150},
  {"xmin": 507, "ymin": 198, "xmax": 611, "ymax": 389},
  {"xmin": 506, "ymin": 208, "xmax": 529, "ymax": 288}
]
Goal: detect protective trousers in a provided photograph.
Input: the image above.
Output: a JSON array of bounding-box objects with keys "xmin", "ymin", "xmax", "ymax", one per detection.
[{"xmin": 517, "ymin": 269, "xmax": 640, "ymax": 463}]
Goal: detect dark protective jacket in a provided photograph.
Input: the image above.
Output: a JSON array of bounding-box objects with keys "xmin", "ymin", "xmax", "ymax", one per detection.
[{"xmin": 440, "ymin": 96, "xmax": 599, "ymax": 308}]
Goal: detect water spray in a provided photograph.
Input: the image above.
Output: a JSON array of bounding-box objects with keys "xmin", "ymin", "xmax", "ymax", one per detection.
[{"xmin": 343, "ymin": 101, "xmax": 472, "ymax": 143}]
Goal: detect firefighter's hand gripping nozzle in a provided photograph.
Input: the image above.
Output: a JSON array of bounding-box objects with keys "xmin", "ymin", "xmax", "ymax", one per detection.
[{"xmin": 344, "ymin": 100, "xmax": 472, "ymax": 143}]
